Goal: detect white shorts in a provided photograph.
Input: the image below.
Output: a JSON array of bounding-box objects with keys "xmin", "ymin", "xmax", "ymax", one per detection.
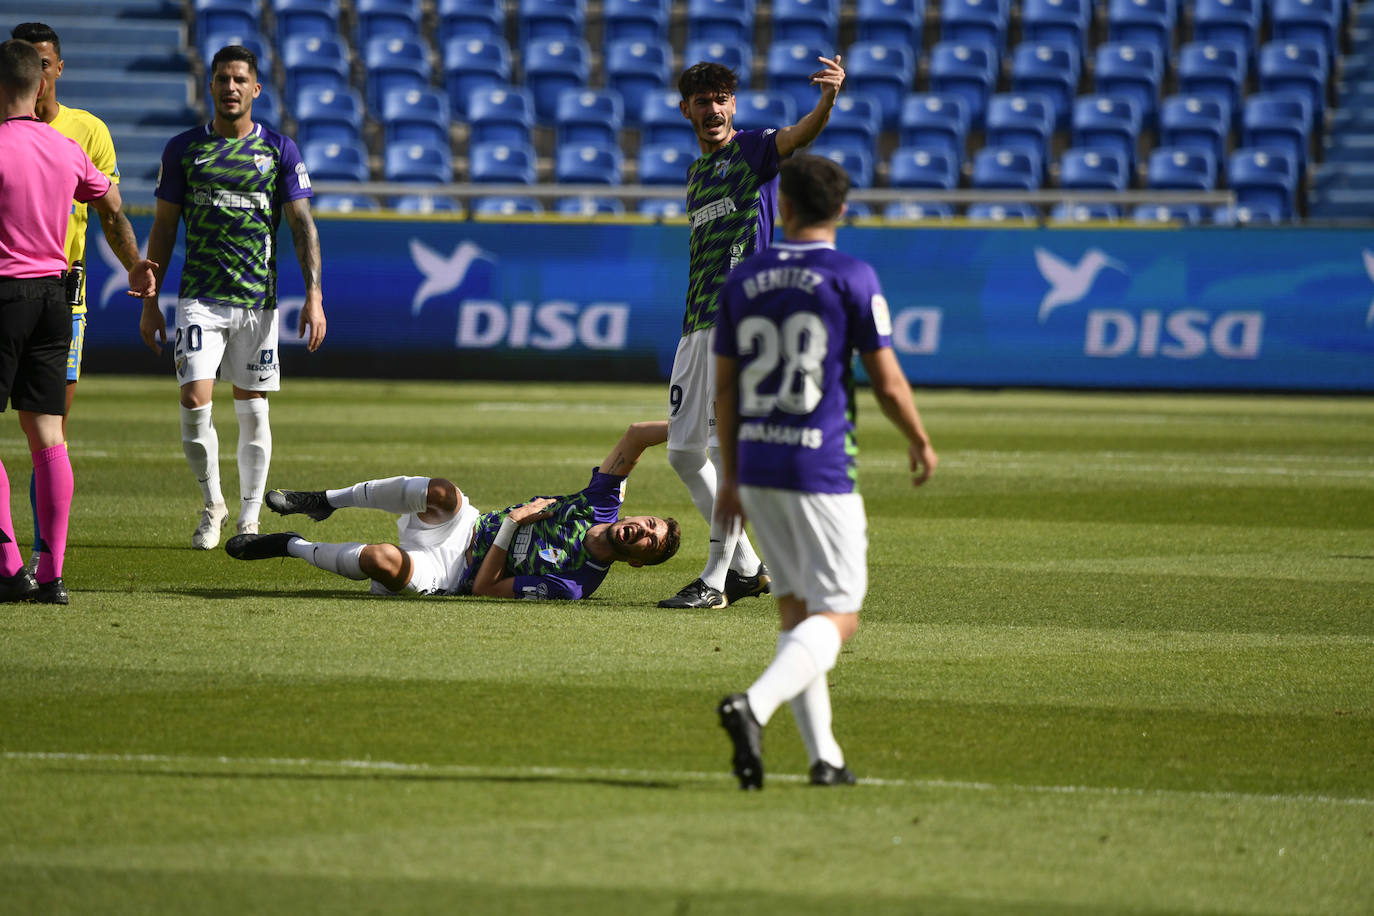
[
  {"xmin": 369, "ymin": 496, "xmax": 481, "ymax": 596},
  {"xmin": 174, "ymin": 298, "xmax": 280, "ymax": 391},
  {"xmin": 666, "ymin": 327, "xmax": 716, "ymax": 452},
  {"xmin": 739, "ymin": 486, "xmax": 868, "ymax": 613}
]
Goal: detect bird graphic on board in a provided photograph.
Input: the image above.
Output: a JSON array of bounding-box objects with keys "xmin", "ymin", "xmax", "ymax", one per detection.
[
  {"xmin": 1363, "ymin": 249, "xmax": 1374, "ymax": 328},
  {"xmin": 410, "ymin": 239, "xmax": 495, "ymax": 315},
  {"xmin": 1034, "ymin": 247, "xmax": 1127, "ymax": 323},
  {"xmin": 97, "ymin": 232, "xmax": 152, "ymax": 306}
]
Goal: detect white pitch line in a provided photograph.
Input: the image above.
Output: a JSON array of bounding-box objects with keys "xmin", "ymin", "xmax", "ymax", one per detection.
[{"xmin": 4, "ymin": 750, "xmax": 1372, "ymax": 808}]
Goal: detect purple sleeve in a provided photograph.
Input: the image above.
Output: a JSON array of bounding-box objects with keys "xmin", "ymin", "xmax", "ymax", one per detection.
[
  {"xmin": 154, "ymin": 133, "xmax": 189, "ymax": 205},
  {"xmin": 850, "ymin": 261, "xmax": 894, "ymax": 353},
  {"xmin": 584, "ymin": 469, "xmax": 627, "ymax": 523},
  {"xmin": 511, "ymin": 576, "xmax": 582, "ymax": 600},
  {"xmin": 278, "ymin": 135, "xmax": 313, "ymax": 201},
  {"xmin": 737, "ymin": 128, "xmax": 781, "ymax": 182}
]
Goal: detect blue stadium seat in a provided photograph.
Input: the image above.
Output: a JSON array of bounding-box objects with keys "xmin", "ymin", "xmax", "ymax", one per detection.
[
  {"xmin": 766, "ymin": 42, "xmax": 831, "ymax": 121},
  {"xmin": 733, "ymin": 90, "xmax": 797, "ymax": 131},
  {"xmin": 683, "ymin": 39, "xmax": 753, "ymax": 88},
  {"xmin": 1211, "ymin": 202, "xmax": 1284, "ymax": 225},
  {"xmin": 772, "ymin": 0, "xmax": 839, "ymax": 47},
  {"xmin": 384, "ymin": 140, "xmax": 453, "ymax": 183},
  {"xmin": 929, "ymin": 40, "xmax": 999, "ymax": 128},
  {"xmin": 523, "ymin": 38, "xmax": 591, "ymax": 121},
  {"xmin": 439, "ymin": 0, "xmax": 505, "ymax": 42},
  {"xmin": 1132, "ymin": 202, "xmax": 1206, "ymax": 224},
  {"xmin": 468, "ymin": 85, "xmax": 535, "ymax": 144},
  {"xmin": 391, "ymin": 194, "xmax": 464, "ymax": 213},
  {"xmin": 364, "ymin": 36, "xmax": 432, "ymax": 115},
  {"xmin": 888, "ymin": 147, "xmax": 960, "ymax": 188},
  {"xmin": 442, "ymin": 36, "xmax": 511, "ymax": 117},
  {"xmin": 687, "ymin": 0, "xmax": 755, "ymax": 44},
  {"xmin": 313, "ymin": 193, "xmax": 380, "ymax": 212},
  {"xmin": 283, "ymin": 34, "xmax": 350, "ymax": 109},
  {"xmin": 194, "ymin": 0, "xmax": 260, "ymax": 47},
  {"xmin": 519, "ymin": 0, "xmax": 586, "ymax": 42},
  {"xmin": 273, "ymin": 0, "xmax": 340, "ymax": 43},
  {"xmin": 857, "ymin": 0, "xmax": 925, "ymax": 44},
  {"xmin": 469, "ymin": 140, "xmax": 538, "ymax": 183},
  {"xmin": 1176, "ymin": 41, "xmax": 1248, "ymax": 123},
  {"xmin": 1147, "ymin": 146, "xmax": 1218, "ymax": 189},
  {"xmin": 355, "ymin": 0, "xmax": 422, "ymax": 44},
  {"xmin": 202, "ymin": 31, "xmax": 273, "ymax": 75},
  {"xmin": 1270, "ymin": 0, "xmax": 1341, "ymax": 60},
  {"xmin": 254, "ymin": 82, "xmax": 282, "ymax": 129},
  {"xmin": 1242, "ymin": 93, "xmax": 1313, "ymax": 171},
  {"xmin": 382, "ymin": 87, "xmax": 452, "ymax": 147},
  {"xmin": 843, "ymin": 42, "xmax": 916, "ymax": 129},
  {"xmin": 1021, "ymin": 0, "xmax": 1091, "ymax": 52},
  {"xmin": 302, "ymin": 139, "xmax": 370, "ymax": 182},
  {"xmin": 1059, "ymin": 147, "xmax": 1130, "ymax": 189},
  {"xmin": 639, "ymin": 197, "xmax": 688, "ymax": 217},
  {"xmin": 606, "ymin": 39, "xmax": 673, "ymax": 126},
  {"xmin": 1106, "ymin": 0, "xmax": 1177, "ymax": 60},
  {"xmin": 1009, "ymin": 40, "xmax": 1082, "ymax": 131},
  {"xmin": 604, "ymin": 0, "xmax": 669, "ymax": 42},
  {"xmin": 844, "ymin": 201, "xmax": 874, "ymax": 219},
  {"xmin": 1049, "ymin": 202, "xmax": 1122, "ymax": 222},
  {"xmin": 898, "ymin": 93, "xmax": 970, "ymax": 166},
  {"xmin": 1192, "ymin": 0, "xmax": 1261, "ymax": 62},
  {"xmin": 941, "ymin": 0, "xmax": 1009, "ymax": 51},
  {"xmin": 639, "ymin": 89, "xmax": 699, "ymax": 145},
  {"xmin": 1072, "ymin": 94, "xmax": 1143, "ymax": 172},
  {"xmin": 556, "ymin": 143, "xmax": 624, "ymax": 183},
  {"xmin": 474, "ymin": 195, "xmax": 544, "ymax": 215},
  {"xmin": 638, "ymin": 143, "xmax": 697, "ymax": 184},
  {"xmin": 984, "ymin": 92, "xmax": 1056, "ymax": 172},
  {"xmin": 556, "ymin": 88, "xmax": 624, "ymax": 148},
  {"xmin": 1158, "ymin": 93, "xmax": 1231, "ymax": 166},
  {"xmin": 1257, "ymin": 41, "xmax": 1329, "ymax": 131},
  {"xmin": 1093, "ymin": 42, "xmax": 1164, "ymax": 127},
  {"xmin": 823, "ymin": 92, "xmax": 883, "ymax": 155},
  {"xmin": 1227, "ymin": 148, "xmax": 1299, "ymax": 219},
  {"xmin": 810, "ymin": 143, "xmax": 875, "ymax": 188},
  {"xmin": 966, "ymin": 202, "xmax": 1040, "ymax": 221},
  {"xmin": 556, "ymin": 195, "xmax": 627, "ymax": 215},
  {"xmin": 884, "ymin": 200, "xmax": 955, "ymax": 220},
  {"xmin": 972, "ymin": 146, "xmax": 1043, "ymax": 189},
  {"xmin": 296, "ymin": 86, "xmax": 366, "ymax": 146}
]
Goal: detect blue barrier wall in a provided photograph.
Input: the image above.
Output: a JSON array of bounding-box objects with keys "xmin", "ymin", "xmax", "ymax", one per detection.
[{"xmin": 86, "ymin": 217, "xmax": 1374, "ymax": 391}]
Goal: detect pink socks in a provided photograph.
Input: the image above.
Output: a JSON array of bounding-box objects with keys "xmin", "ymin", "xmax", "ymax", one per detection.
[{"xmin": 32, "ymin": 444, "xmax": 72, "ymax": 581}]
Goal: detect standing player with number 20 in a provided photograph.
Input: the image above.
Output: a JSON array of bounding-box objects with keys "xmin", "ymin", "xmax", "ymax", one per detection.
[{"xmin": 711, "ymin": 155, "xmax": 938, "ymax": 790}]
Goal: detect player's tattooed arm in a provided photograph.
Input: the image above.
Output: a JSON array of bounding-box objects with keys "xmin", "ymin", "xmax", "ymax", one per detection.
[
  {"xmin": 285, "ymin": 197, "xmax": 326, "ymax": 351},
  {"xmin": 599, "ymin": 421, "xmax": 668, "ymax": 477}
]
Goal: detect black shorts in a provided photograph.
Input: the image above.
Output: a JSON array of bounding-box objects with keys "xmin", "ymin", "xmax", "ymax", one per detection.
[{"xmin": 0, "ymin": 276, "xmax": 72, "ymax": 415}]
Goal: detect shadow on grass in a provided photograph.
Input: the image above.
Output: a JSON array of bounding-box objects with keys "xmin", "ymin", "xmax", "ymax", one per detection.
[{"xmin": 56, "ymin": 766, "xmax": 682, "ymax": 791}]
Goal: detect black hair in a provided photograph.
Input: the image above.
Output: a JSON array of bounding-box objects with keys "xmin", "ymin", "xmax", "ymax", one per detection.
[
  {"xmin": 780, "ymin": 154, "xmax": 851, "ymax": 227},
  {"xmin": 678, "ymin": 61, "xmax": 737, "ymax": 100},
  {"xmin": 644, "ymin": 518, "xmax": 682, "ymax": 566},
  {"xmin": 10, "ymin": 22, "xmax": 59, "ymax": 58},
  {"xmin": 0, "ymin": 38, "xmax": 41, "ymax": 94},
  {"xmin": 210, "ymin": 44, "xmax": 258, "ymax": 78}
]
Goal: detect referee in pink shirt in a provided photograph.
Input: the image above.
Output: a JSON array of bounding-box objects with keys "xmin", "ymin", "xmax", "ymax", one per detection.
[{"xmin": 0, "ymin": 39, "xmax": 156, "ymax": 604}]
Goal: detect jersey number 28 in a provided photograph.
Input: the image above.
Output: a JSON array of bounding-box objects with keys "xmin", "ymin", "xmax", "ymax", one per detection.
[{"xmin": 735, "ymin": 312, "xmax": 828, "ymax": 417}]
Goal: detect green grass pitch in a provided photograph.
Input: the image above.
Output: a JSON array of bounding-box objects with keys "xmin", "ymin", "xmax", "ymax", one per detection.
[{"xmin": 3, "ymin": 377, "xmax": 1372, "ymax": 914}]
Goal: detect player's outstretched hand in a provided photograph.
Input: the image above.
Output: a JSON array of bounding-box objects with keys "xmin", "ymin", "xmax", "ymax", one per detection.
[
  {"xmin": 909, "ymin": 440, "xmax": 938, "ymax": 487},
  {"xmin": 139, "ymin": 300, "xmax": 167, "ymax": 355},
  {"xmin": 510, "ymin": 496, "xmax": 557, "ymax": 525},
  {"xmin": 810, "ymin": 54, "xmax": 845, "ymax": 99},
  {"xmin": 126, "ymin": 258, "xmax": 158, "ymax": 299}
]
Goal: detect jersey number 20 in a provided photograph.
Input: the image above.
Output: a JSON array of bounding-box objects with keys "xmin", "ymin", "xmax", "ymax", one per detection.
[{"xmin": 736, "ymin": 312, "xmax": 828, "ymax": 417}]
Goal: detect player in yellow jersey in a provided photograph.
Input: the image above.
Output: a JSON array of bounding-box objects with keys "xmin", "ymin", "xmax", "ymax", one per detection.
[{"xmin": 13, "ymin": 22, "xmax": 145, "ymax": 578}]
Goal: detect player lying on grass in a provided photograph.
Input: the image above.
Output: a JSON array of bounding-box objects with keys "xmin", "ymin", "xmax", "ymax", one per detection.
[{"xmin": 225, "ymin": 421, "xmax": 680, "ymax": 599}]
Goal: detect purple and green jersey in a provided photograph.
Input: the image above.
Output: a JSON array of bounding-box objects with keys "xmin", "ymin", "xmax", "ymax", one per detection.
[
  {"xmin": 460, "ymin": 468, "xmax": 629, "ymax": 600},
  {"xmin": 714, "ymin": 240, "xmax": 894, "ymax": 495},
  {"xmin": 682, "ymin": 128, "xmax": 781, "ymax": 336},
  {"xmin": 155, "ymin": 123, "xmax": 312, "ymax": 309}
]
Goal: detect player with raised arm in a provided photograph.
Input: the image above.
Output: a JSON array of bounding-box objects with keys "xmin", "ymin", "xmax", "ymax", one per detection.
[
  {"xmin": 658, "ymin": 56, "xmax": 845, "ymax": 610},
  {"xmin": 712, "ymin": 155, "xmax": 937, "ymax": 789},
  {"xmin": 140, "ymin": 45, "xmax": 326, "ymax": 550},
  {"xmin": 224, "ymin": 421, "xmax": 681, "ymax": 600},
  {"xmin": 12, "ymin": 22, "xmax": 148, "ymax": 577}
]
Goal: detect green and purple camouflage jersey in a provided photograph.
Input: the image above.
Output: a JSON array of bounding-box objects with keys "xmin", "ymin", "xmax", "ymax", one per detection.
[
  {"xmin": 682, "ymin": 128, "xmax": 781, "ymax": 337},
  {"xmin": 459, "ymin": 468, "xmax": 629, "ymax": 600},
  {"xmin": 155, "ymin": 123, "xmax": 312, "ymax": 309}
]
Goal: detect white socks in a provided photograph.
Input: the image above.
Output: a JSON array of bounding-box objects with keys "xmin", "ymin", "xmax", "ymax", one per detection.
[
  {"xmin": 180, "ymin": 403, "xmax": 223, "ymax": 508},
  {"xmin": 286, "ymin": 537, "xmax": 367, "ymax": 580},
  {"xmin": 325, "ymin": 476, "xmax": 430, "ymax": 515},
  {"xmin": 746, "ymin": 614, "xmax": 843, "ymax": 742},
  {"xmin": 667, "ymin": 447, "xmax": 761, "ymax": 591},
  {"xmin": 790, "ymin": 671, "xmax": 845, "ymax": 769},
  {"xmin": 234, "ymin": 399, "xmax": 271, "ymax": 526}
]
